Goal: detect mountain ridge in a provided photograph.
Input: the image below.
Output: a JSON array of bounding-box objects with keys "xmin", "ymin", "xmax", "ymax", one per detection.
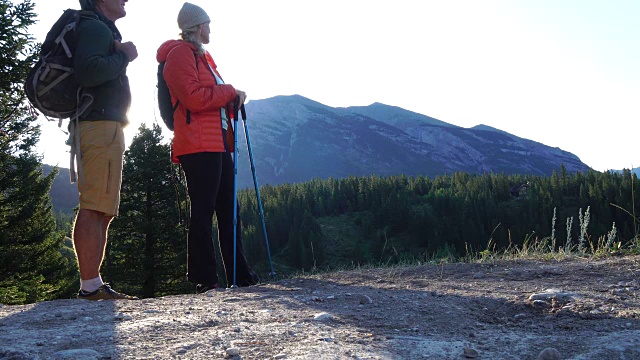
[
  {"xmin": 46, "ymin": 94, "xmax": 636, "ymax": 213},
  {"xmin": 233, "ymin": 95, "xmax": 590, "ymax": 188}
]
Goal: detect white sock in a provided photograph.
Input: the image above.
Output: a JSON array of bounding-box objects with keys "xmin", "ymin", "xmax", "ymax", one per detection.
[{"xmin": 80, "ymin": 276, "xmax": 104, "ymax": 293}]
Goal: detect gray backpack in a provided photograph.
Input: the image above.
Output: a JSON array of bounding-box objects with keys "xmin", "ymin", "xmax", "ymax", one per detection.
[{"xmin": 24, "ymin": 9, "xmax": 93, "ymax": 123}]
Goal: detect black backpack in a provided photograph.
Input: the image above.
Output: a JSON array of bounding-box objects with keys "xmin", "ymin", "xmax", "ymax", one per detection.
[
  {"xmin": 24, "ymin": 9, "xmax": 94, "ymax": 121},
  {"xmin": 157, "ymin": 53, "xmax": 196, "ymax": 131}
]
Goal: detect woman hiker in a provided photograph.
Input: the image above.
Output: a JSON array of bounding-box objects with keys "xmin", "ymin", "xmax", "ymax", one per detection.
[{"xmin": 156, "ymin": 2, "xmax": 260, "ymax": 293}]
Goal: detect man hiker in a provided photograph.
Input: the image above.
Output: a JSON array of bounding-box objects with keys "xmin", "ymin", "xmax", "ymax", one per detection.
[{"xmin": 72, "ymin": 0, "xmax": 138, "ymax": 300}]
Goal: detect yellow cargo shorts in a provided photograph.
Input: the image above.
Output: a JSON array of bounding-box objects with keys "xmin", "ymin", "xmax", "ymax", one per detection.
[{"xmin": 78, "ymin": 121, "xmax": 125, "ymax": 217}]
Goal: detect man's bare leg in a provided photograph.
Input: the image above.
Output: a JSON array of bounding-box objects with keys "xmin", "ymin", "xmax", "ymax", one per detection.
[
  {"xmin": 73, "ymin": 209, "xmax": 138, "ymax": 300},
  {"xmin": 73, "ymin": 209, "xmax": 111, "ymax": 281}
]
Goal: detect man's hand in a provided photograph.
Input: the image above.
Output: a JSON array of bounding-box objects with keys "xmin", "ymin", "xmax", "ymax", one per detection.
[{"xmin": 114, "ymin": 41, "xmax": 138, "ymax": 62}]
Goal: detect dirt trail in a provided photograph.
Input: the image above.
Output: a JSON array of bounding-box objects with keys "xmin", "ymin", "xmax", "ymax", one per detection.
[{"xmin": 1, "ymin": 255, "xmax": 639, "ymax": 359}]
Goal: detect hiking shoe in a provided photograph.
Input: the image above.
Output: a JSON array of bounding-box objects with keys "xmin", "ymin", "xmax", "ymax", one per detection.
[
  {"xmin": 196, "ymin": 283, "xmax": 219, "ymax": 294},
  {"xmin": 77, "ymin": 284, "xmax": 139, "ymax": 300}
]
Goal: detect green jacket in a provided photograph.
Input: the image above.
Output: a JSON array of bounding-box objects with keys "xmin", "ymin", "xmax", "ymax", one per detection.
[{"xmin": 73, "ymin": 11, "xmax": 131, "ymax": 124}]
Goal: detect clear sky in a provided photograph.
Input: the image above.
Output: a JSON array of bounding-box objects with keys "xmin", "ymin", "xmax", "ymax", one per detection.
[{"xmin": 22, "ymin": 0, "xmax": 640, "ymax": 172}]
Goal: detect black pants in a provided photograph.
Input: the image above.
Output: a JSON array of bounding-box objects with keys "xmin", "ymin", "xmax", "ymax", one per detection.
[{"xmin": 179, "ymin": 151, "xmax": 258, "ymax": 287}]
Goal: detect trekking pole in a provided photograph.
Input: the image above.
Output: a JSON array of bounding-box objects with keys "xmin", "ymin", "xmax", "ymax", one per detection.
[
  {"xmin": 231, "ymin": 98, "xmax": 240, "ymax": 288},
  {"xmin": 238, "ymin": 104, "xmax": 276, "ymax": 277}
]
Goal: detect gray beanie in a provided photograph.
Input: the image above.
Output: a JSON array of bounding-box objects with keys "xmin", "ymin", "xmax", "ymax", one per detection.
[{"xmin": 178, "ymin": 2, "xmax": 210, "ymax": 31}]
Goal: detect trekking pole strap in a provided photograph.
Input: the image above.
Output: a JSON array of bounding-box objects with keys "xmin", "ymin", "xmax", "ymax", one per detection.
[{"xmin": 240, "ymin": 103, "xmax": 246, "ymax": 120}]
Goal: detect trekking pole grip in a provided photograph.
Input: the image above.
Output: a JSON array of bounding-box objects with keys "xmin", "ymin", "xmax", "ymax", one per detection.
[{"xmin": 233, "ymin": 96, "xmax": 240, "ymax": 121}]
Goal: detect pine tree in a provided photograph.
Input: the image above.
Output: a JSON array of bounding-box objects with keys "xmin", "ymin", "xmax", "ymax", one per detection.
[
  {"xmin": 0, "ymin": 0, "xmax": 75, "ymax": 304},
  {"xmin": 106, "ymin": 124, "xmax": 188, "ymax": 298}
]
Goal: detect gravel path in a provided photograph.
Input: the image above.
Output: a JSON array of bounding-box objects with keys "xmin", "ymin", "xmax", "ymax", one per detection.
[{"xmin": 1, "ymin": 255, "xmax": 639, "ymax": 359}]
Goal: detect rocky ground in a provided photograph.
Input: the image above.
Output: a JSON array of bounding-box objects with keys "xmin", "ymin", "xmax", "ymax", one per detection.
[{"xmin": 1, "ymin": 255, "xmax": 639, "ymax": 360}]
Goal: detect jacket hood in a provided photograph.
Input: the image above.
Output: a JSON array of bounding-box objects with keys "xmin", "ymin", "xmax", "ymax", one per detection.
[{"xmin": 156, "ymin": 40, "xmax": 197, "ymax": 62}]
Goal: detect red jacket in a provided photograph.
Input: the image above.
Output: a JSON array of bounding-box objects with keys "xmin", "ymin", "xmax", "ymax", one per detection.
[{"xmin": 156, "ymin": 40, "xmax": 237, "ymax": 163}]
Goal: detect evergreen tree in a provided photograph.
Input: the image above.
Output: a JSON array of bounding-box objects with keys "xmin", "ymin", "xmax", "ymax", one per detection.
[
  {"xmin": 106, "ymin": 124, "xmax": 188, "ymax": 298},
  {"xmin": 0, "ymin": 0, "xmax": 75, "ymax": 304}
]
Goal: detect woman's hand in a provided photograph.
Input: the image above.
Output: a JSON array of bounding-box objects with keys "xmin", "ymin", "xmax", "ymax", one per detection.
[{"xmin": 235, "ymin": 89, "xmax": 247, "ymax": 105}]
